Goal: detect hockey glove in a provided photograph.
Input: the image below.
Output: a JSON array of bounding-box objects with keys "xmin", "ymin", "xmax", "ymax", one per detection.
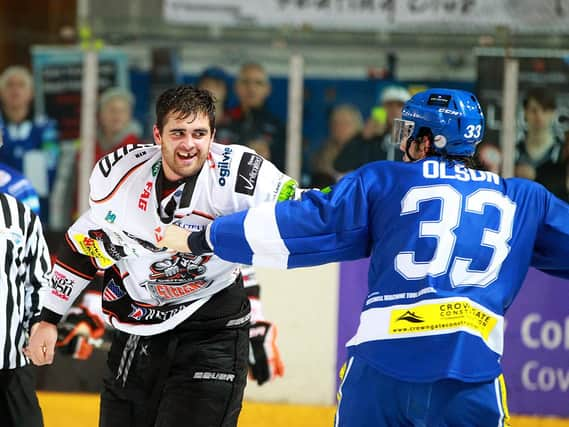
[
  {"xmin": 248, "ymin": 320, "xmax": 285, "ymax": 385},
  {"xmin": 56, "ymin": 305, "xmax": 106, "ymax": 360}
]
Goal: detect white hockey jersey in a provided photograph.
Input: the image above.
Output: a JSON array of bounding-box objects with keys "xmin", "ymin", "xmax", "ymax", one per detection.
[{"xmin": 44, "ymin": 143, "xmax": 296, "ymax": 335}]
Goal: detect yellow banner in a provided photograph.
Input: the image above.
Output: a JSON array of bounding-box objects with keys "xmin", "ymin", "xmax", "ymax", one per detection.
[{"xmin": 389, "ymin": 300, "xmax": 498, "ymax": 340}]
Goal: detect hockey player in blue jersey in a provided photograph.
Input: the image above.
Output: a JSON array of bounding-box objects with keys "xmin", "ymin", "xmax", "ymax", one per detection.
[
  {"xmin": 0, "ymin": 115, "xmax": 40, "ymax": 214},
  {"xmin": 160, "ymin": 88, "xmax": 569, "ymax": 426}
]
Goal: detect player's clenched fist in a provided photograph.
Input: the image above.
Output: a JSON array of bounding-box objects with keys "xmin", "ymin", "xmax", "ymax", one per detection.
[
  {"xmin": 24, "ymin": 321, "xmax": 58, "ymax": 366},
  {"xmin": 159, "ymin": 224, "xmax": 213, "ymax": 256},
  {"xmin": 158, "ymin": 224, "xmax": 191, "ymax": 252}
]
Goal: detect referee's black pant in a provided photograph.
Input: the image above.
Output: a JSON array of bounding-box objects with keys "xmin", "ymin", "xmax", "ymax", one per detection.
[{"xmin": 0, "ymin": 365, "xmax": 44, "ymax": 427}]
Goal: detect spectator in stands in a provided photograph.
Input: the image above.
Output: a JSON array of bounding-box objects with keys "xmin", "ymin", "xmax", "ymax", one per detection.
[
  {"xmin": 196, "ymin": 66, "xmax": 233, "ymax": 142},
  {"xmin": 52, "ymin": 87, "xmax": 145, "ymax": 226},
  {"xmin": 223, "ymin": 62, "xmax": 286, "ymax": 169},
  {"xmin": 515, "ymin": 87, "xmax": 568, "ymax": 201},
  {"xmin": 311, "ymin": 104, "xmax": 363, "ymax": 187},
  {"xmin": 477, "ymin": 142, "xmax": 503, "ymax": 175},
  {"xmin": 0, "ymin": 66, "xmax": 59, "ymax": 223},
  {"xmin": 334, "ymin": 85, "xmax": 410, "ymax": 174},
  {"xmin": 96, "ymin": 87, "xmax": 144, "ymax": 161}
]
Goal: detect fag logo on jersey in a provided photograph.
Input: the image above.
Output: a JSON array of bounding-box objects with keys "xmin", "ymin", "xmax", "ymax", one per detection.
[
  {"xmin": 138, "ymin": 181, "xmax": 153, "ymax": 211},
  {"xmin": 235, "ymin": 152, "xmax": 263, "ymax": 195}
]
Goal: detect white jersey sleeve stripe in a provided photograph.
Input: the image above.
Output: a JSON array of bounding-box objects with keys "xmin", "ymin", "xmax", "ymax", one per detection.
[{"xmin": 244, "ymin": 202, "xmax": 290, "ymax": 269}]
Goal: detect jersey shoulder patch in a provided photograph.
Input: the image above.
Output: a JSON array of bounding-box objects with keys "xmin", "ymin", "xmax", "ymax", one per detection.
[
  {"xmin": 90, "ymin": 144, "xmax": 158, "ymax": 202},
  {"xmin": 209, "ymin": 143, "xmax": 263, "ymax": 194},
  {"xmin": 234, "ymin": 151, "xmax": 263, "ymax": 195}
]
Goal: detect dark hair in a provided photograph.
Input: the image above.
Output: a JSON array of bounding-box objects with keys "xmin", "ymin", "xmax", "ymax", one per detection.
[
  {"xmin": 417, "ymin": 127, "xmax": 479, "ymax": 169},
  {"xmin": 523, "ymin": 87, "xmax": 556, "ymax": 111},
  {"xmin": 155, "ymin": 85, "xmax": 216, "ymax": 134},
  {"xmin": 197, "ymin": 66, "xmax": 228, "ymax": 87}
]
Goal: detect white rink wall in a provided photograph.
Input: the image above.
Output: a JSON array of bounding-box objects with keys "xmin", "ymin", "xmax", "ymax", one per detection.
[{"xmin": 244, "ymin": 264, "xmax": 340, "ymax": 405}]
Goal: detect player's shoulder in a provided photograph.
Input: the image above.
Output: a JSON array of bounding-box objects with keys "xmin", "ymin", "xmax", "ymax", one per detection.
[
  {"xmin": 0, "ymin": 192, "xmax": 33, "ymax": 215},
  {"xmin": 210, "ymin": 142, "xmax": 256, "ymax": 160},
  {"xmin": 209, "ymin": 142, "xmax": 264, "ymax": 185},
  {"xmin": 503, "ymin": 176, "xmax": 550, "ymax": 200},
  {"xmin": 356, "ymin": 159, "xmax": 407, "ymax": 185},
  {"xmin": 90, "ymin": 143, "xmax": 159, "ymax": 199}
]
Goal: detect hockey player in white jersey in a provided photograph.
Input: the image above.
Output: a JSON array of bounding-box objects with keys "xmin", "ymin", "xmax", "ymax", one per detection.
[
  {"xmin": 26, "ymin": 85, "xmax": 293, "ymax": 427},
  {"xmin": 162, "ymin": 88, "xmax": 569, "ymax": 427}
]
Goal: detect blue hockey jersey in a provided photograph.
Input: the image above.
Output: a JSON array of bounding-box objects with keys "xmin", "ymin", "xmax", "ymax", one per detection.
[
  {"xmin": 0, "ymin": 162, "xmax": 40, "ymax": 215},
  {"xmin": 0, "ymin": 114, "xmax": 58, "ymax": 222},
  {"xmin": 208, "ymin": 158, "xmax": 569, "ymax": 383}
]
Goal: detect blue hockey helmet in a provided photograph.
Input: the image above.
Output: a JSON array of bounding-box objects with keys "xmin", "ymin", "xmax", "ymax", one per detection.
[{"xmin": 392, "ymin": 88, "xmax": 485, "ymax": 156}]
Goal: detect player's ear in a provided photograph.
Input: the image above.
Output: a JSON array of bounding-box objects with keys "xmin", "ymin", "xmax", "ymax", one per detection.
[{"xmin": 153, "ymin": 124, "xmax": 162, "ymax": 146}]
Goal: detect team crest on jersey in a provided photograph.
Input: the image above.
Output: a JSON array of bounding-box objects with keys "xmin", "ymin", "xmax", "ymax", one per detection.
[{"xmin": 142, "ymin": 253, "xmax": 212, "ymax": 304}]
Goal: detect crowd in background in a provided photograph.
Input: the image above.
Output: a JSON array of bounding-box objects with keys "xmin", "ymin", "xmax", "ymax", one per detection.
[{"xmin": 1, "ymin": 63, "xmax": 569, "ymax": 232}]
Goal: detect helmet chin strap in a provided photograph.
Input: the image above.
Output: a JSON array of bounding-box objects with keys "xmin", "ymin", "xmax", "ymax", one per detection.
[
  {"xmin": 405, "ymin": 137, "xmax": 418, "ymax": 162},
  {"xmin": 405, "ymin": 130, "xmax": 434, "ymax": 161}
]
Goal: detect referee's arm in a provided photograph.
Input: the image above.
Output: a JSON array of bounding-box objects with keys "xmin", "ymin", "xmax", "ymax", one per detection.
[
  {"xmin": 23, "ymin": 212, "xmax": 51, "ymax": 330},
  {"xmin": 26, "ymin": 234, "xmax": 99, "ymax": 365}
]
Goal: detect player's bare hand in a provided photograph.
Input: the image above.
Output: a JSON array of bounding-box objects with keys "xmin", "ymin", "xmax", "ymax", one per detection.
[
  {"xmin": 159, "ymin": 224, "xmax": 191, "ymax": 252},
  {"xmin": 24, "ymin": 321, "xmax": 57, "ymax": 365}
]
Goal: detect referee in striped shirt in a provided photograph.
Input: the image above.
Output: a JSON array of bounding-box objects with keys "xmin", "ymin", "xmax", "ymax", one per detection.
[{"xmin": 0, "ymin": 118, "xmax": 51, "ymax": 427}]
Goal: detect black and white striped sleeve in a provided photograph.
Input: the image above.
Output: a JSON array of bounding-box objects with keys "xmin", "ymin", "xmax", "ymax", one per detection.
[
  {"xmin": 23, "ymin": 209, "xmax": 51, "ymax": 327},
  {"xmin": 0, "ymin": 193, "xmax": 51, "ymax": 369}
]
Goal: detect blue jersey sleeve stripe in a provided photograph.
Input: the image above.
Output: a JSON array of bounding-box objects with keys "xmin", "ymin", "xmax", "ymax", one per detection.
[{"xmin": 210, "ymin": 210, "xmax": 253, "ymax": 265}]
